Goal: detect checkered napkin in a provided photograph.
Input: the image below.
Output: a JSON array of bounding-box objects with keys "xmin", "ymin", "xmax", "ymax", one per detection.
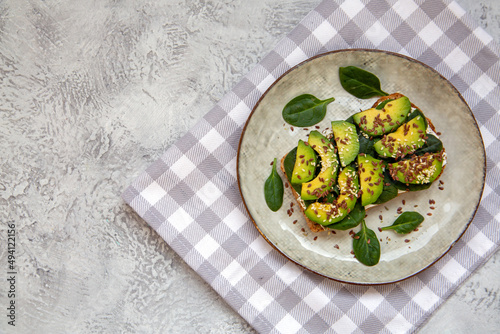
[{"xmin": 123, "ymin": 0, "xmax": 500, "ymax": 332}]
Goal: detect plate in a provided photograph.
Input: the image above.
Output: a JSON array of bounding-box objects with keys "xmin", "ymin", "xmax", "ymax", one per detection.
[{"xmin": 237, "ymin": 49, "xmax": 486, "ymax": 284}]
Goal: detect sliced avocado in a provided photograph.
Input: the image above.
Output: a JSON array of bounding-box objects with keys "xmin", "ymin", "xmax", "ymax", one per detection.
[
  {"xmin": 357, "ymin": 154, "xmax": 384, "ymax": 206},
  {"xmin": 331, "ymin": 120, "xmax": 360, "ymax": 167},
  {"xmin": 291, "ymin": 140, "xmax": 317, "ymax": 184},
  {"xmin": 352, "ymin": 96, "xmax": 411, "ymax": 136},
  {"xmin": 388, "ymin": 151, "xmax": 444, "ymax": 184},
  {"xmin": 373, "ymin": 115, "xmax": 427, "ymax": 159},
  {"xmin": 305, "ymin": 166, "xmax": 359, "ymax": 225},
  {"xmin": 300, "ymin": 131, "xmax": 339, "ymax": 200}
]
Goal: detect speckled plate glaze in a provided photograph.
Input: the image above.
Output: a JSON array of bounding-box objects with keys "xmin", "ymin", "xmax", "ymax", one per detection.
[{"xmin": 237, "ymin": 49, "xmax": 486, "ymax": 285}]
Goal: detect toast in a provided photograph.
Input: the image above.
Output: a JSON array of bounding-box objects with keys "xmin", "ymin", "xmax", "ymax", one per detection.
[{"xmin": 281, "ymin": 93, "xmax": 446, "ymax": 233}]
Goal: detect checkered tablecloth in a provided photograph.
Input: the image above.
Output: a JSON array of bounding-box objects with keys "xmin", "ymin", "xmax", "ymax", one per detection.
[{"xmin": 122, "ymin": 0, "xmax": 500, "ymax": 332}]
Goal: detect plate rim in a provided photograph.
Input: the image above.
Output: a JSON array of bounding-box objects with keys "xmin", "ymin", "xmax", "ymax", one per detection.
[{"xmin": 236, "ymin": 48, "xmax": 487, "ymax": 285}]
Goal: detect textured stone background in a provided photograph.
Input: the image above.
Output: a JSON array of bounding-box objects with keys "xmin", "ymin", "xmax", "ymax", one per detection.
[{"xmin": 0, "ymin": 0, "xmax": 498, "ymax": 333}]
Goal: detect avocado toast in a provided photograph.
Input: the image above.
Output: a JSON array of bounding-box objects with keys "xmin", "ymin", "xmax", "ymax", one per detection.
[{"xmin": 280, "ymin": 93, "xmax": 446, "ymax": 233}]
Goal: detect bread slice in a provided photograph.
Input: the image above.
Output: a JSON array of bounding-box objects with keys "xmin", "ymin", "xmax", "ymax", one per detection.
[{"xmin": 280, "ymin": 93, "xmax": 446, "ymax": 233}]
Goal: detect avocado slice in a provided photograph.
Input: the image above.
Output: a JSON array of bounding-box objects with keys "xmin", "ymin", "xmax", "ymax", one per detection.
[
  {"xmin": 331, "ymin": 120, "xmax": 360, "ymax": 167},
  {"xmin": 300, "ymin": 131, "xmax": 339, "ymax": 200},
  {"xmin": 352, "ymin": 96, "xmax": 411, "ymax": 136},
  {"xmin": 291, "ymin": 139, "xmax": 317, "ymax": 184},
  {"xmin": 305, "ymin": 166, "xmax": 359, "ymax": 225},
  {"xmin": 373, "ymin": 115, "xmax": 427, "ymax": 159},
  {"xmin": 388, "ymin": 151, "xmax": 444, "ymax": 184},
  {"xmin": 357, "ymin": 154, "xmax": 384, "ymax": 206}
]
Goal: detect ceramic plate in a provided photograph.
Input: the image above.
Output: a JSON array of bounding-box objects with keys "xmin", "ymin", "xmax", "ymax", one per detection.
[{"xmin": 237, "ymin": 49, "xmax": 485, "ymax": 284}]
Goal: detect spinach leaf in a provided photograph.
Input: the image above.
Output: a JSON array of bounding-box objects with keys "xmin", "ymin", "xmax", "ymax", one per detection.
[
  {"xmin": 282, "ymin": 94, "xmax": 334, "ymax": 127},
  {"xmin": 352, "ymin": 220, "xmax": 380, "ymax": 266},
  {"xmin": 358, "ymin": 133, "xmax": 376, "ymax": 156},
  {"xmin": 283, "ymin": 147, "xmax": 303, "ymax": 194},
  {"xmin": 283, "ymin": 147, "xmax": 297, "ymax": 181},
  {"xmin": 339, "ymin": 66, "xmax": 388, "ymax": 99},
  {"xmin": 391, "ymin": 179, "xmax": 432, "ymax": 192},
  {"xmin": 326, "ymin": 201, "xmax": 365, "ymax": 230},
  {"xmin": 375, "ymin": 99, "xmax": 394, "ymax": 110},
  {"xmin": 407, "ymin": 109, "xmax": 428, "ymax": 129},
  {"xmin": 264, "ymin": 158, "xmax": 284, "ymax": 211},
  {"xmin": 345, "ymin": 115, "xmax": 355, "ymax": 125},
  {"xmin": 414, "ymin": 134, "xmax": 443, "ymax": 155},
  {"xmin": 381, "ymin": 211, "xmax": 424, "ymax": 234},
  {"xmin": 373, "ymin": 172, "xmax": 398, "ymax": 204},
  {"xmin": 325, "ymin": 191, "xmax": 338, "ymax": 203},
  {"xmin": 373, "ymin": 183, "xmax": 398, "ymax": 204}
]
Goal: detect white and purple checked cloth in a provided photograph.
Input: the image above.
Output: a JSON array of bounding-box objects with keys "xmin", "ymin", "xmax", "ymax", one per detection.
[{"xmin": 123, "ymin": 0, "xmax": 500, "ymax": 332}]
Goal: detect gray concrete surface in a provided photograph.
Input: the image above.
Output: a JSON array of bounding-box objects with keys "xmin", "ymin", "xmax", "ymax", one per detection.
[{"xmin": 0, "ymin": 0, "xmax": 498, "ymax": 333}]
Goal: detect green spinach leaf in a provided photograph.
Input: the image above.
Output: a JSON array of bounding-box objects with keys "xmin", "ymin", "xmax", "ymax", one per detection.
[
  {"xmin": 381, "ymin": 211, "xmax": 424, "ymax": 234},
  {"xmin": 407, "ymin": 109, "xmax": 428, "ymax": 129},
  {"xmin": 339, "ymin": 66, "xmax": 388, "ymax": 99},
  {"xmin": 391, "ymin": 179, "xmax": 432, "ymax": 192},
  {"xmin": 373, "ymin": 172, "xmax": 399, "ymax": 204},
  {"xmin": 358, "ymin": 133, "xmax": 376, "ymax": 156},
  {"xmin": 283, "ymin": 147, "xmax": 297, "ymax": 181},
  {"xmin": 352, "ymin": 220, "xmax": 380, "ymax": 266},
  {"xmin": 345, "ymin": 115, "xmax": 355, "ymax": 125},
  {"xmin": 264, "ymin": 158, "xmax": 284, "ymax": 211},
  {"xmin": 282, "ymin": 94, "xmax": 334, "ymax": 127},
  {"xmin": 325, "ymin": 191, "xmax": 337, "ymax": 203},
  {"xmin": 327, "ymin": 201, "xmax": 365, "ymax": 230},
  {"xmin": 414, "ymin": 134, "xmax": 443, "ymax": 155}
]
